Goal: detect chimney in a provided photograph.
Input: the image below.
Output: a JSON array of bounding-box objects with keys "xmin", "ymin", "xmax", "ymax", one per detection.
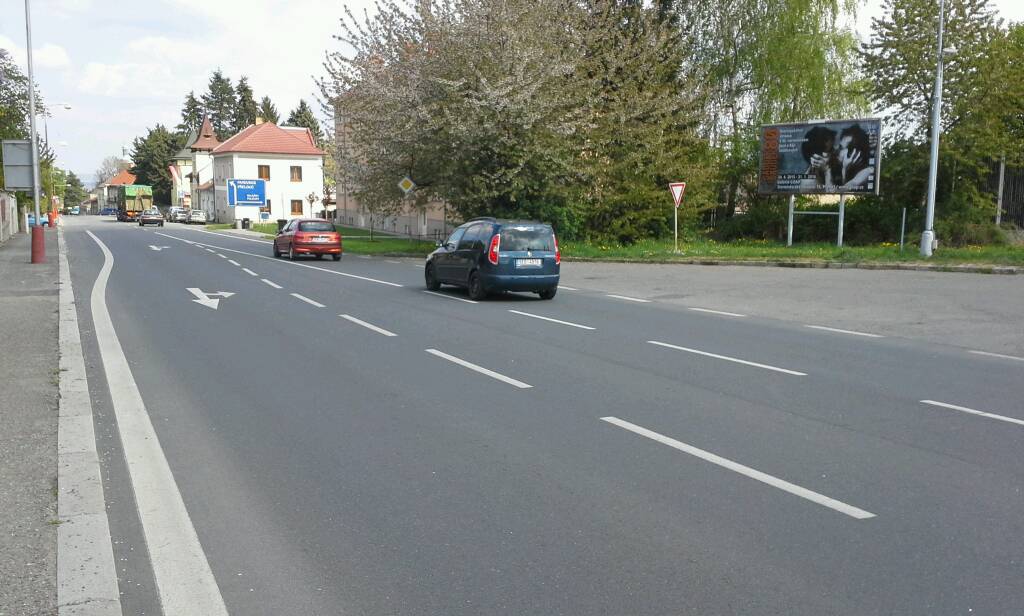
[{"xmin": 255, "ymin": 117, "xmax": 264, "ymax": 125}]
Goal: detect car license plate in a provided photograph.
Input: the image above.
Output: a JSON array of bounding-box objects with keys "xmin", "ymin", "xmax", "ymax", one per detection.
[
  {"xmin": 516, "ymin": 258, "xmax": 542, "ymax": 268},
  {"xmin": 311, "ymin": 236, "xmax": 329, "ymax": 243}
]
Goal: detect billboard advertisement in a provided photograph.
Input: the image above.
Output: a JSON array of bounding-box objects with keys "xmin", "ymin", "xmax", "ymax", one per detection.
[
  {"xmin": 226, "ymin": 178, "xmax": 266, "ymax": 206},
  {"xmin": 758, "ymin": 118, "xmax": 882, "ymax": 195}
]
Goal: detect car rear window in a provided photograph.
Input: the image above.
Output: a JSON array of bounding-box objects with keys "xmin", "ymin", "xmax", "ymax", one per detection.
[
  {"xmin": 299, "ymin": 221, "xmax": 335, "ymax": 232},
  {"xmin": 499, "ymin": 226, "xmax": 554, "ymax": 251}
]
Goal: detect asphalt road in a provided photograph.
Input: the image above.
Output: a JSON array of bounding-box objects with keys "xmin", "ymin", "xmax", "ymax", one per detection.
[{"xmin": 64, "ymin": 216, "xmax": 1024, "ymax": 615}]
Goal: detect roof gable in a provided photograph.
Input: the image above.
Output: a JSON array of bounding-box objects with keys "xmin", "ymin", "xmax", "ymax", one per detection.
[
  {"xmin": 107, "ymin": 169, "xmax": 136, "ymax": 185},
  {"xmin": 212, "ymin": 122, "xmax": 324, "ymax": 157}
]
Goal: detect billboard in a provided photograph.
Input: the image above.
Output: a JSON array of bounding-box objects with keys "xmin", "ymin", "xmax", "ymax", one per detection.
[
  {"xmin": 758, "ymin": 118, "xmax": 882, "ymax": 195},
  {"xmin": 226, "ymin": 178, "xmax": 266, "ymax": 206}
]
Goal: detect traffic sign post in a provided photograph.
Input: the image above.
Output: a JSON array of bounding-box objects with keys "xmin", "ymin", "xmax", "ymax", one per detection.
[{"xmin": 669, "ymin": 182, "xmax": 686, "ymax": 253}]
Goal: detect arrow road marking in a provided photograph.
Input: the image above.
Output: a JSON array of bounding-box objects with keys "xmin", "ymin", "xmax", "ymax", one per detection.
[{"xmin": 186, "ymin": 288, "xmax": 235, "ymax": 310}]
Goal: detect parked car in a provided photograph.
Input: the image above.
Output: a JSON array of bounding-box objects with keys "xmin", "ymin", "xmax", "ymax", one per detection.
[
  {"xmin": 187, "ymin": 210, "xmax": 207, "ymax": 225},
  {"xmin": 425, "ymin": 217, "xmax": 560, "ymax": 300},
  {"xmin": 27, "ymin": 214, "xmax": 49, "ymax": 227},
  {"xmin": 167, "ymin": 206, "xmax": 188, "ymax": 222},
  {"xmin": 138, "ymin": 208, "xmax": 164, "ymax": 227},
  {"xmin": 99, "ymin": 207, "xmax": 117, "ymax": 216},
  {"xmin": 69, "ymin": 205, "xmax": 80, "ymax": 215},
  {"xmin": 273, "ymin": 219, "xmax": 342, "ymax": 261}
]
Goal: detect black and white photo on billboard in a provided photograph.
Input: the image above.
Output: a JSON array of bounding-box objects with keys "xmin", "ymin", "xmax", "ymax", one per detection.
[{"xmin": 758, "ymin": 118, "xmax": 882, "ymax": 195}]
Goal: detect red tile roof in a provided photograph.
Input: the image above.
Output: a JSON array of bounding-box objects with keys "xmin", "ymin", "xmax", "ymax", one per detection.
[
  {"xmin": 107, "ymin": 169, "xmax": 136, "ymax": 185},
  {"xmin": 190, "ymin": 116, "xmax": 220, "ymax": 151},
  {"xmin": 212, "ymin": 122, "xmax": 324, "ymax": 156}
]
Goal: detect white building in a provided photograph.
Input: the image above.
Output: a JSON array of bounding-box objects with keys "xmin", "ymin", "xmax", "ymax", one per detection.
[
  {"xmin": 169, "ymin": 130, "xmax": 194, "ymax": 209},
  {"xmin": 210, "ymin": 121, "xmax": 325, "ymax": 224}
]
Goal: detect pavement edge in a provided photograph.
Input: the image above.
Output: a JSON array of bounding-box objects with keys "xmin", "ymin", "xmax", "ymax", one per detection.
[{"xmin": 56, "ymin": 225, "xmax": 122, "ymax": 615}]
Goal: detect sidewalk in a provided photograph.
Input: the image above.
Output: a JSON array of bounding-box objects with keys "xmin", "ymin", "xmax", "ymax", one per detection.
[{"xmin": 0, "ymin": 229, "xmax": 59, "ymax": 615}]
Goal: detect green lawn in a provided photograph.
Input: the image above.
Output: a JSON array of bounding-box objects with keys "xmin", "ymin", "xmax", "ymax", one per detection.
[{"xmin": 247, "ymin": 223, "xmax": 436, "ymax": 256}]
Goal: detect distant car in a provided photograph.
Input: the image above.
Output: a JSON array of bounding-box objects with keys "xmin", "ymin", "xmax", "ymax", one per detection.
[
  {"xmin": 99, "ymin": 207, "xmax": 117, "ymax": 216},
  {"xmin": 425, "ymin": 217, "xmax": 560, "ymax": 300},
  {"xmin": 27, "ymin": 214, "xmax": 49, "ymax": 227},
  {"xmin": 166, "ymin": 206, "xmax": 187, "ymax": 222},
  {"xmin": 273, "ymin": 219, "xmax": 342, "ymax": 261},
  {"xmin": 138, "ymin": 208, "xmax": 164, "ymax": 227},
  {"xmin": 69, "ymin": 206, "xmax": 80, "ymax": 215},
  {"xmin": 187, "ymin": 210, "xmax": 207, "ymax": 225}
]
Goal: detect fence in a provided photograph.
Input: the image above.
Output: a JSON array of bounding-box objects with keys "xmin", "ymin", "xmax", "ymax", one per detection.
[
  {"xmin": 0, "ymin": 192, "xmax": 17, "ymax": 244},
  {"xmin": 995, "ymin": 165, "xmax": 1024, "ymax": 227}
]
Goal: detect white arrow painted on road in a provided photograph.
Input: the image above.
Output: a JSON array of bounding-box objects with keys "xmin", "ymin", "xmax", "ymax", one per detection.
[
  {"xmin": 149, "ymin": 245, "xmax": 170, "ymax": 251},
  {"xmin": 187, "ymin": 288, "xmax": 235, "ymax": 310}
]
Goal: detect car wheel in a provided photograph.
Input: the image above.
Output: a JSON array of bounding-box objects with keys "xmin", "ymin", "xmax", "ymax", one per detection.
[
  {"xmin": 424, "ymin": 264, "xmax": 441, "ymax": 291},
  {"xmin": 316, "ymin": 254, "xmax": 324, "ymax": 260},
  {"xmin": 289, "ymin": 245, "xmax": 297, "ymax": 261},
  {"xmin": 468, "ymin": 271, "xmax": 486, "ymax": 301},
  {"xmin": 538, "ymin": 287, "xmax": 557, "ymax": 300},
  {"xmin": 273, "ymin": 242, "xmax": 281, "ymax": 258},
  {"xmin": 160, "ymin": 222, "xmax": 164, "ymax": 227},
  {"xmin": 332, "ymin": 254, "xmax": 341, "ymax": 261},
  {"xmin": 138, "ymin": 222, "xmax": 143, "ymax": 227}
]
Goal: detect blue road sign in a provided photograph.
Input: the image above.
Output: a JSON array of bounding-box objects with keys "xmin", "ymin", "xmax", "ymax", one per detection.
[{"xmin": 227, "ymin": 178, "xmax": 267, "ymax": 206}]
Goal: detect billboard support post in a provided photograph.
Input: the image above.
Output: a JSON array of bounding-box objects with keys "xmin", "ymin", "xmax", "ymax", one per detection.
[
  {"xmin": 837, "ymin": 194, "xmax": 846, "ymax": 247},
  {"xmin": 900, "ymin": 207, "xmax": 907, "ymax": 253},
  {"xmin": 786, "ymin": 196, "xmax": 795, "ymax": 247}
]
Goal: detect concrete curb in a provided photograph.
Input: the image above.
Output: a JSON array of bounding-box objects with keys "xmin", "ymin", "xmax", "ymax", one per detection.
[
  {"xmin": 56, "ymin": 226, "xmax": 122, "ymax": 615},
  {"xmin": 561, "ymin": 257, "xmax": 1022, "ymax": 275}
]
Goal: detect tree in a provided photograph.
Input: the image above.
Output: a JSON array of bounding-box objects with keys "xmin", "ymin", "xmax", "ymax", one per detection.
[
  {"xmin": 257, "ymin": 96, "xmax": 280, "ymax": 124},
  {"xmin": 285, "ymin": 99, "xmax": 323, "ymax": 146},
  {"xmin": 94, "ymin": 156, "xmax": 128, "ymax": 186},
  {"xmin": 200, "ymin": 69, "xmax": 237, "ymax": 139},
  {"xmin": 177, "ymin": 91, "xmax": 204, "ymax": 135},
  {"xmin": 64, "ymin": 170, "xmax": 87, "ymax": 205},
  {"xmin": 130, "ymin": 125, "xmax": 183, "ymax": 204},
  {"xmin": 233, "ymin": 76, "xmax": 259, "ymax": 132}
]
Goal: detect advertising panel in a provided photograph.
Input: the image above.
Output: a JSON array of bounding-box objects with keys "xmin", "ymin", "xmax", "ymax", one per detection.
[
  {"xmin": 227, "ymin": 178, "xmax": 267, "ymax": 206},
  {"xmin": 758, "ymin": 118, "xmax": 882, "ymax": 195}
]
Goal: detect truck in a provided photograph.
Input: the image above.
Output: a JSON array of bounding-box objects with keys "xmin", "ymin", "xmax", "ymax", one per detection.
[{"xmin": 114, "ymin": 185, "xmax": 153, "ymax": 222}]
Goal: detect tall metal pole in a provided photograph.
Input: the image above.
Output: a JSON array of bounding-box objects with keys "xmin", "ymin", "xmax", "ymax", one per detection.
[
  {"xmin": 837, "ymin": 194, "xmax": 846, "ymax": 247},
  {"xmin": 786, "ymin": 195, "xmax": 795, "ymax": 247},
  {"xmin": 920, "ymin": 0, "xmax": 946, "ymax": 257},
  {"xmin": 25, "ymin": 0, "xmax": 45, "ymax": 263}
]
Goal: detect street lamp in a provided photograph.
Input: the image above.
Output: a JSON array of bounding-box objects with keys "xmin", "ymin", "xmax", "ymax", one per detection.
[
  {"xmin": 920, "ymin": 0, "xmax": 951, "ymax": 257},
  {"xmin": 22, "ymin": 0, "xmax": 45, "ymax": 263}
]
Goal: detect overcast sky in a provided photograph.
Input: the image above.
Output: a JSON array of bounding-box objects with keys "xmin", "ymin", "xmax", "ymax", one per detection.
[{"xmin": 2, "ymin": 0, "xmax": 1022, "ymax": 186}]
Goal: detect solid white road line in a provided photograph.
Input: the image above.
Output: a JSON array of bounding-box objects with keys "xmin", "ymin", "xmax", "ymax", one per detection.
[
  {"xmin": 606, "ymin": 294, "xmax": 651, "ymax": 303},
  {"xmin": 423, "ymin": 290, "xmax": 478, "ymax": 304},
  {"xmin": 412, "ymin": 264, "xmax": 425, "ymax": 268},
  {"xmin": 261, "ymin": 279, "xmax": 282, "ymax": 289},
  {"xmin": 183, "ymin": 228, "xmax": 271, "ymax": 244},
  {"xmin": 155, "ymin": 232, "xmax": 403, "ymax": 287},
  {"xmin": 688, "ymin": 307, "xmax": 747, "ymax": 318},
  {"xmin": 242, "ymin": 268, "xmax": 258, "ymax": 276},
  {"xmin": 228, "ymin": 259, "xmax": 240, "ymax": 266},
  {"xmin": 291, "ymin": 293, "xmax": 326, "ymax": 308},
  {"xmin": 601, "ymin": 417, "xmax": 876, "ymax": 520},
  {"xmin": 647, "ymin": 340, "xmax": 807, "ymax": 376},
  {"xmin": 558, "ymin": 285, "xmax": 579, "ymax": 291},
  {"xmin": 805, "ymin": 324, "xmax": 883, "ymax": 338},
  {"xmin": 920, "ymin": 399, "xmax": 1024, "ymax": 427},
  {"xmin": 425, "ymin": 349, "xmax": 533, "ymax": 389},
  {"xmin": 84, "ymin": 230, "xmax": 228, "ymax": 614},
  {"xmin": 57, "ymin": 228, "xmax": 121, "ymax": 614},
  {"xmin": 508, "ymin": 309, "xmax": 595, "ymax": 330},
  {"xmin": 339, "ymin": 314, "xmax": 397, "ymax": 337},
  {"xmin": 386, "ymin": 259, "xmax": 402, "ymax": 264},
  {"xmin": 968, "ymin": 350, "xmax": 1024, "ymax": 362},
  {"xmin": 358, "ymin": 255, "xmax": 371, "ymax": 259}
]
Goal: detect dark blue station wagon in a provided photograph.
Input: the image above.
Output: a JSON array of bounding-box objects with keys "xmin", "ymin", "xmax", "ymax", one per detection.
[{"xmin": 425, "ymin": 218, "xmax": 561, "ymax": 300}]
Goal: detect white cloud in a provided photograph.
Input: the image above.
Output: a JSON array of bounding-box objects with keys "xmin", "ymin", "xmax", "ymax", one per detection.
[{"xmin": 0, "ymin": 36, "xmax": 70, "ymax": 69}]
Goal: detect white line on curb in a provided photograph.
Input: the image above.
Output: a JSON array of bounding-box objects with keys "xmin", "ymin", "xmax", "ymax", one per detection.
[
  {"xmin": 601, "ymin": 417, "xmax": 875, "ymax": 520},
  {"xmin": 606, "ymin": 294, "xmax": 651, "ymax": 303},
  {"xmin": 425, "ymin": 349, "xmax": 533, "ymax": 388},
  {"xmin": 291, "ymin": 293, "xmax": 325, "ymax": 308},
  {"xmin": 423, "ymin": 290, "xmax": 478, "ymax": 304},
  {"xmin": 85, "ymin": 230, "xmax": 228, "ymax": 614},
  {"xmin": 920, "ymin": 399, "xmax": 1024, "ymax": 427},
  {"xmin": 242, "ymin": 268, "xmax": 258, "ymax": 276},
  {"xmin": 647, "ymin": 340, "xmax": 807, "ymax": 376},
  {"xmin": 968, "ymin": 350, "xmax": 1024, "ymax": 362},
  {"xmin": 805, "ymin": 324, "xmax": 883, "ymax": 338},
  {"xmin": 261, "ymin": 279, "xmax": 282, "ymax": 289},
  {"xmin": 688, "ymin": 307, "xmax": 747, "ymax": 318},
  {"xmin": 340, "ymin": 314, "xmax": 397, "ymax": 337},
  {"xmin": 508, "ymin": 309, "xmax": 595, "ymax": 330},
  {"xmin": 57, "ymin": 228, "xmax": 122, "ymax": 615}
]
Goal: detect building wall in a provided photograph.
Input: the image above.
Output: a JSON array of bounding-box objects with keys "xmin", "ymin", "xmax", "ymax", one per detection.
[
  {"xmin": 212, "ymin": 153, "xmax": 324, "ymax": 223},
  {"xmin": 190, "ymin": 151, "xmax": 214, "ymax": 218},
  {"xmin": 170, "ymin": 159, "xmax": 193, "ymax": 209},
  {"xmin": 0, "ymin": 192, "xmax": 17, "ymax": 243}
]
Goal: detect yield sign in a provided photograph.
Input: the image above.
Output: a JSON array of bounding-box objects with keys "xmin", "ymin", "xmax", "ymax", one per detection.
[
  {"xmin": 669, "ymin": 182, "xmax": 687, "ymax": 208},
  {"xmin": 187, "ymin": 288, "xmax": 234, "ymax": 310}
]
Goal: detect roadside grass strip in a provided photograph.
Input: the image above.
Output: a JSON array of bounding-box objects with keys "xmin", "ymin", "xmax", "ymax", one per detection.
[
  {"xmin": 920, "ymin": 400, "xmax": 1024, "ymax": 428},
  {"xmin": 291, "ymin": 293, "xmax": 326, "ymax": 308},
  {"xmin": 804, "ymin": 325, "xmax": 883, "ymax": 338},
  {"xmin": 423, "ymin": 290, "xmax": 478, "ymax": 304},
  {"xmin": 688, "ymin": 307, "xmax": 747, "ymax": 318},
  {"xmin": 425, "ymin": 349, "xmax": 532, "ymax": 388},
  {"xmin": 508, "ymin": 309, "xmax": 595, "ymax": 330},
  {"xmin": 601, "ymin": 417, "xmax": 876, "ymax": 520},
  {"xmin": 647, "ymin": 340, "xmax": 807, "ymax": 376},
  {"xmin": 968, "ymin": 350, "xmax": 1024, "ymax": 362},
  {"xmin": 339, "ymin": 314, "xmax": 397, "ymax": 337}
]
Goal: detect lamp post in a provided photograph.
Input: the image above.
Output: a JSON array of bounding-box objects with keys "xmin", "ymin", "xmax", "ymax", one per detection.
[
  {"xmin": 920, "ymin": 0, "xmax": 947, "ymax": 257},
  {"xmin": 22, "ymin": 0, "xmax": 46, "ymax": 262}
]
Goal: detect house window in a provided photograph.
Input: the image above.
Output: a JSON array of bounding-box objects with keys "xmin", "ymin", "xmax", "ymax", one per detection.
[
  {"xmin": 258, "ymin": 165, "xmax": 270, "ymax": 180},
  {"xmin": 291, "ymin": 200, "xmax": 303, "ymax": 215},
  {"xmin": 290, "ymin": 166, "xmax": 302, "ymax": 182}
]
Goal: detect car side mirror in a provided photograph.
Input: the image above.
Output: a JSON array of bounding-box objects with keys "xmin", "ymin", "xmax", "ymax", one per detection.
[{"xmin": 435, "ymin": 240, "xmax": 443, "ymax": 247}]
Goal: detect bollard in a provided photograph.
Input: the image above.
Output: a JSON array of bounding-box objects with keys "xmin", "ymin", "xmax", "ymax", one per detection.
[{"xmin": 31, "ymin": 224, "xmax": 46, "ymax": 263}]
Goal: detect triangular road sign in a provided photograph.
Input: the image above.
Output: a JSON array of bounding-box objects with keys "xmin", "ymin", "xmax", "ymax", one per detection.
[{"xmin": 669, "ymin": 182, "xmax": 687, "ymax": 208}]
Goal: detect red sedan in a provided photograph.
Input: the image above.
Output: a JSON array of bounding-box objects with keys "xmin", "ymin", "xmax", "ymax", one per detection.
[{"xmin": 273, "ymin": 219, "xmax": 343, "ymax": 261}]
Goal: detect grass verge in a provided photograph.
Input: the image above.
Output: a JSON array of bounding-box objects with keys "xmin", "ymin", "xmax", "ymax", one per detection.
[{"xmin": 247, "ymin": 223, "xmax": 436, "ymax": 256}]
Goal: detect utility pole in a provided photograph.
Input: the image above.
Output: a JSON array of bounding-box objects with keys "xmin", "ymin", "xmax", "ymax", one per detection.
[
  {"xmin": 920, "ymin": 0, "xmax": 946, "ymax": 257},
  {"xmin": 24, "ymin": 0, "xmax": 45, "ymax": 263}
]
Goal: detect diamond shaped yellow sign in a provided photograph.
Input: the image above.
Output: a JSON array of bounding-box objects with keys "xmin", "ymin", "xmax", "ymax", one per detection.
[{"xmin": 398, "ymin": 176, "xmax": 416, "ymax": 194}]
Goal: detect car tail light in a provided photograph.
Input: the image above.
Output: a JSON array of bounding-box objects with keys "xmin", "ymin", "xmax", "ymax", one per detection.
[
  {"xmin": 553, "ymin": 233, "xmax": 561, "ymax": 265},
  {"xmin": 294, "ymin": 232, "xmax": 309, "ymax": 242},
  {"xmin": 488, "ymin": 233, "xmax": 500, "ymax": 265}
]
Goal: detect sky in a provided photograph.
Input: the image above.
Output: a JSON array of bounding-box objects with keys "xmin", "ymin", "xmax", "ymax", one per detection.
[{"xmin": 2, "ymin": 0, "xmax": 1022, "ymax": 187}]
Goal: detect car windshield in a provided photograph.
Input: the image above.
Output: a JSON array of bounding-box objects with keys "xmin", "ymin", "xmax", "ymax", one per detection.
[
  {"xmin": 144, "ymin": 209, "xmax": 159, "ymax": 215},
  {"xmin": 499, "ymin": 226, "xmax": 554, "ymax": 251},
  {"xmin": 299, "ymin": 221, "xmax": 335, "ymax": 232}
]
